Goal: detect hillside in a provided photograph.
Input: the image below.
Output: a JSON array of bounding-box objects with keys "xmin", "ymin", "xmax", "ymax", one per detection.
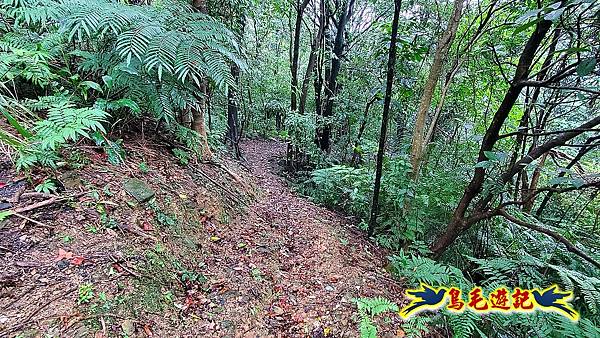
[{"xmin": 0, "ymin": 138, "xmax": 403, "ymax": 337}]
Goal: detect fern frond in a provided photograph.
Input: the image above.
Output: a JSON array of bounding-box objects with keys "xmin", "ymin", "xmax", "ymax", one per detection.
[
  {"xmin": 145, "ymin": 31, "xmax": 179, "ymax": 81},
  {"xmin": 115, "ymin": 25, "xmax": 162, "ymax": 65}
]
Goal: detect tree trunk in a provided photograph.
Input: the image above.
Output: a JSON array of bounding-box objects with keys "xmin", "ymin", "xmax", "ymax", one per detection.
[
  {"xmin": 192, "ymin": 83, "xmax": 213, "ymax": 161},
  {"xmin": 299, "ymin": 0, "xmax": 326, "ymax": 115},
  {"xmin": 523, "ymin": 152, "xmax": 547, "ymax": 212},
  {"xmin": 351, "ymin": 94, "xmax": 377, "ymax": 166},
  {"xmin": 409, "ymin": 0, "xmax": 464, "ymax": 180},
  {"xmin": 227, "ymin": 64, "xmax": 242, "ymax": 158},
  {"xmin": 190, "ymin": 0, "xmax": 212, "ymax": 161},
  {"xmin": 367, "ymin": 0, "xmax": 401, "ymax": 236},
  {"xmin": 318, "ymin": 0, "xmax": 356, "ymax": 152},
  {"xmin": 291, "ymin": 0, "xmax": 311, "ymax": 112},
  {"xmin": 430, "ymin": 6, "xmax": 559, "ymax": 256}
]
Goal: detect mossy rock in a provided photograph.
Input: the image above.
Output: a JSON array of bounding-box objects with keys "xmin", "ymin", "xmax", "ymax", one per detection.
[{"xmin": 124, "ymin": 178, "xmax": 155, "ymax": 203}]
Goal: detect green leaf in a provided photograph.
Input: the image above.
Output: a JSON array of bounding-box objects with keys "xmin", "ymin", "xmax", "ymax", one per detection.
[
  {"xmin": 0, "ymin": 210, "xmax": 14, "ymax": 222},
  {"xmin": 484, "ymin": 151, "xmax": 498, "ymax": 161},
  {"xmin": 2, "ymin": 110, "xmax": 33, "ymax": 138},
  {"xmin": 514, "ymin": 18, "xmax": 541, "ymax": 35},
  {"xmin": 577, "ymin": 58, "xmax": 597, "ymax": 77},
  {"xmin": 570, "ymin": 178, "xmax": 585, "ymax": 188},
  {"xmin": 102, "ymin": 75, "xmax": 113, "ymax": 88},
  {"xmin": 81, "ymin": 80, "xmax": 103, "ymax": 93},
  {"xmin": 475, "ymin": 161, "xmax": 491, "ymax": 169},
  {"xmin": 0, "ymin": 129, "xmax": 24, "ymax": 147},
  {"xmin": 549, "ymin": 177, "xmax": 569, "ymax": 186},
  {"xmin": 544, "ymin": 8, "xmax": 565, "ymax": 22}
]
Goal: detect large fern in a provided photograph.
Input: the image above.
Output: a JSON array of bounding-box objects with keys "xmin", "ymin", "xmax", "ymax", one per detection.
[{"xmin": 60, "ymin": 0, "xmax": 243, "ymax": 90}]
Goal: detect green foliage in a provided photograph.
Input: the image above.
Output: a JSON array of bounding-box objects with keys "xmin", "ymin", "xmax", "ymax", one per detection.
[
  {"xmin": 307, "ymin": 165, "xmax": 373, "ymax": 217},
  {"xmin": 35, "ymin": 179, "xmax": 57, "ymax": 194},
  {"xmin": 91, "ymin": 131, "xmax": 125, "ymax": 165},
  {"xmin": 59, "ymin": 0, "xmax": 242, "ymax": 89},
  {"xmin": 353, "ymin": 297, "xmax": 399, "ymax": 338},
  {"xmin": 33, "ymin": 104, "xmax": 108, "ymax": 150},
  {"xmin": 78, "ymin": 283, "xmax": 94, "ymax": 304},
  {"xmin": 172, "ymin": 148, "xmax": 190, "ymax": 165},
  {"xmin": 138, "ymin": 161, "xmax": 150, "ymax": 173},
  {"xmin": 0, "ymin": 0, "xmax": 244, "ymax": 171}
]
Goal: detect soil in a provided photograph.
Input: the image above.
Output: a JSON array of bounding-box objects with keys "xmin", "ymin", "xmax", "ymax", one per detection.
[{"xmin": 0, "ymin": 138, "xmax": 406, "ymax": 338}]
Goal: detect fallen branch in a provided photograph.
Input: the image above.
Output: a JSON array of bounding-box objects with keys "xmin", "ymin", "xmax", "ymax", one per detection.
[
  {"xmin": 190, "ymin": 167, "xmax": 250, "ymax": 207},
  {"xmin": 11, "ymin": 197, "xmax": 58, "ymax": 213},
  {"xmin": 108, "ymin": 254, "xmax": 142, "ymax": 278},
  {"xmin": 10, "ymin": 192, "xmax": 87, "ymax": 214},
  {"xmin": 12, "ymin": 212, "xmax": 52, "ymax": 228},
  {"xmin": 211, "ymin": 160, "xmax": 243, "ymax": 185},
  {"xmin": 498, "ymin": 209, "xmax": 600, "ymax": 269}
]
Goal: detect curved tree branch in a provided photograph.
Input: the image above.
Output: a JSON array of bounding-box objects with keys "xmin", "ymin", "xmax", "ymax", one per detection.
[{"xmin": 498, "ymin": 209, "xmax": 600, "ymax": 269}]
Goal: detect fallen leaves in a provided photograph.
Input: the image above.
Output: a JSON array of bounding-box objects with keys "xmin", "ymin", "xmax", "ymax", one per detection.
[
  {"xmin": 143, "ymin": 324, "xmax": 153, "ymax": 336},
  {"xmin": 71, "ymin": 256, "xmax": 85, "ymax": 265},
  {"xmin": 56, "ymin": 248, "xmax": 73, "ymax": 261},
  {"xmin": 56, "ymin": 248, "xmax": 85, "ymax": 265},
  {"xmin": 141, "ymin": 220, "xmax": 154, "ymax": 231}
]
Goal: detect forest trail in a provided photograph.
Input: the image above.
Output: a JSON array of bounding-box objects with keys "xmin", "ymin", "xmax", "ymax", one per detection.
[
  {"xmin": 0, "ymin": 138, "xmax": 405, "ymax": 338},
  {"xmin": 223, "ymin": 139, "xmax": 404, "ymax": 336}
]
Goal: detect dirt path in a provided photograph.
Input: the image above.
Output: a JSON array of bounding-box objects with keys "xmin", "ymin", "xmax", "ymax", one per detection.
[
  {"xmin": 0, "ymin": 139, "xmax": 404, "ymax": 338},
  {"xmin": 223, "ymin": 139, "xmax": 404, "ymax": 337}
]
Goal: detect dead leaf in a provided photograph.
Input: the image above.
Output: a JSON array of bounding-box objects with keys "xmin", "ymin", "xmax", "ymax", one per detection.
[
  {"xmin": 56, "ymin": 248, "xmax": 74, "ymax": 261},
  {"xmin": 142, "ymin": 221, "xmax": 154, "ymax": 231},
  {"xmin": 71, "ymin": 256, "xmax": 85, "ymax": 266},
  {"xmin": 112, "ymin": 263, "xmax": 124, "ymax": 273},
  {"xmin": 143, "ymin": 324, "xmax": 153, "ymax": 337},
  {"xmin": 210, "ymin": 236, "xmax": 221, "ymax": 242}
]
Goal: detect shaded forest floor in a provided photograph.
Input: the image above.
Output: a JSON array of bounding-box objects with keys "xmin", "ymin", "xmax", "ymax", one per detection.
[{"xmin": 0, "ymin": 138, "xmax": 404, "ymax": 337}]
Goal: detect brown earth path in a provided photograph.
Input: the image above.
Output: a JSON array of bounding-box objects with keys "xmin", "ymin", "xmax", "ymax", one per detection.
[
  {"xmin": 226, "ymin": 139, "xmax": 405, "ymax": 337},
  {"xmin": 0, "ymin": 138, "xmax": 405, "ymax": 338}
]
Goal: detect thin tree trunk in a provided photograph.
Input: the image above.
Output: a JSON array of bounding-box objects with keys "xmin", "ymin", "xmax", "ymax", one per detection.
[
  {"xmin": 409, "ymin": 0, "xmax": 464, "ymax": 180},
  {"xmin": 367, "ymin": 0, "xmax": 401, "ymax": 236},
  {"xmin": 523, "ymin": 152, "xmax": 548, "ymax": 212},
  {"xmin": 318, "ymin": 0, "xmax": 356, "ymax": 152},
  {"xmin": 299, "ymin": 0, "xmax": 325, "ymax": 115},
  {"xmin": 192, "ymin": 83, "xmax": 213, "ymax": 161},
  {"xmin": 291, "ymin": 0, "xmax": 311, "ymax": 112},
  {"xmin": 351, "ymin": 94, "xmax": 377, "ymax": 166},
  {"xmin": 191, "ymin": 0, "xmax": 212, "ymax": 161},
  {"xmin": 430, "ymin": 6, "xmax": 560, "ymax": 256},
  {"xmin": 227, "ymin": 64, "xmax": 242, "ymax": 158}
]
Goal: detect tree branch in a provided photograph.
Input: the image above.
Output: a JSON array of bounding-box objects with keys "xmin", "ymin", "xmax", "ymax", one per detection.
[{"xmin": 498, "ymin": 209, "xmax": 600, "ymax": 269}]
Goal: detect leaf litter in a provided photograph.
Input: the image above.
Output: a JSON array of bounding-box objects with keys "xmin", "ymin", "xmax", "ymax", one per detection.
[{"xmin": 0, "ymin": 138, "xmax": 405, "ymax": 337}]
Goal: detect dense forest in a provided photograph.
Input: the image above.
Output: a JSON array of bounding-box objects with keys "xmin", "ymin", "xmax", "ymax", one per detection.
[{"xmin": 1, "ymin": 0, "xmax": 599, "ymax": 337}]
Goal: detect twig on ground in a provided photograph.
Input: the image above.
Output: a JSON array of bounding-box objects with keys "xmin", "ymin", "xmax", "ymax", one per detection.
[
  {"xmin": 12, "ymin": 212, "xmax": 52, "ymax": 228},
  {"xmin": 116, "ymin": 222, "xmax": 158, "ymax": 242},
  {"xmin": 7, "ymin": 185, "xmax": 26, "ymax": 203},
  {"xmin": 10, "ymin": 192, "xmax": 87, "ymax": 214},
  {"xmin": 6, "ymin": 286, "xmax": 78, "ymax": 334},
  {"xmin": 108, "ymin": 254, "xmax": 142, "ymax": 278}
]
